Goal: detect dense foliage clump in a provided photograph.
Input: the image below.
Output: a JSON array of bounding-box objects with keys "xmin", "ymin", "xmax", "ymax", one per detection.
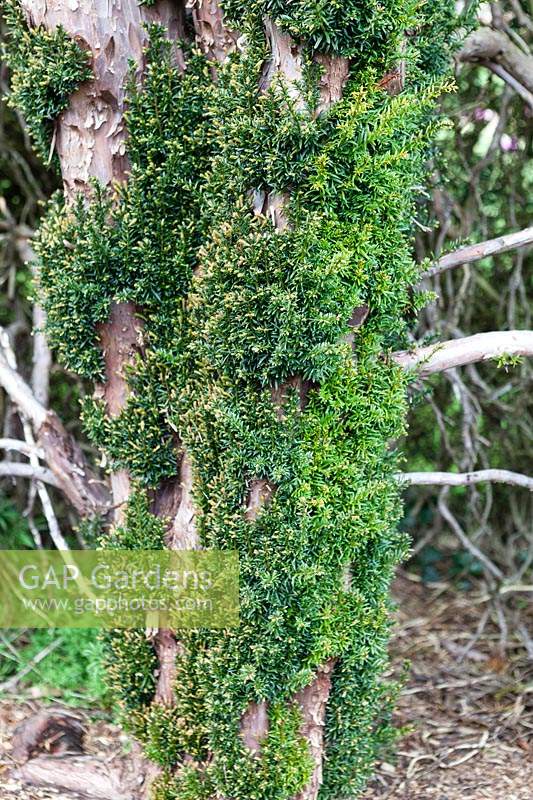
[
  {"xmin": 7, "ymin": 1, "xmax": 467, "ymax": 797},
  {"xmin": 222, "ymin": 0, "xmax": 417, "ymax": 65},
  {"xmin": 1, "ymin": 0, "xmax": 91, "ymax": 162}
]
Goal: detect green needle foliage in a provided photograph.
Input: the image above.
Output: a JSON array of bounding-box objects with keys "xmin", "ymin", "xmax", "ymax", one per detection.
[
  {"xmin": 5, "ymin": 1, "xmax": 470, "ymax": 797},
  {"xmin": 2, "ymin": 0, "xmax": 91, "ymax": 163}
]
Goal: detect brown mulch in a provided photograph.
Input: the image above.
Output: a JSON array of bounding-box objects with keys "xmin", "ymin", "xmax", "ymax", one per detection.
[
  {"xmin": 0, "ymin": 570, "xmax": 532, "ymax": 799},
  {"xmin": 365, "ymin": 572, "xmax": 533, "ymax": 800}
]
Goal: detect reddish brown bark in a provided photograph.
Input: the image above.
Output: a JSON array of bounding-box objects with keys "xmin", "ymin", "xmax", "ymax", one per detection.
[
  {"xmin": 17, "ymin": 0, "xmax": 185, "ymax": 524},
  {"xmin": 293, "ymin": 660, "xmax": 336, "ymax": 800},
  {"xmin": 97, "ymin": 301, "xmax": 144, "ymax": 521},
  {"xmin": 314, "ymin": 54, "xmax": 351, "ymax": 114},
  {"xmin": 14, "ymin": 7, "xmax": 191, "ymax": 788},
  {"xmin": 191, "ymin": 0, "xmax": 238, "ymax": 65},
  {"xmin": 19, "ymin": 0, "xmax": 184, "ymax": 198}
]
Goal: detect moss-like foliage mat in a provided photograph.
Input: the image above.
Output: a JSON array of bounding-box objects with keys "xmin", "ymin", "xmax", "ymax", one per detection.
[{"xmin": 3, "ymin": 0, "xmax": 473, "ymax": 796}]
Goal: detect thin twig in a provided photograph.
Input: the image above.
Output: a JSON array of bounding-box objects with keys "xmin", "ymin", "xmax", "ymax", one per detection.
[
  {"xmin": 486, "ymin": 61, "xmax": 533, "ymax": 108},
  {"xmin": 437, "ymin": 489, "xmax": 504, "ymax": 580}
]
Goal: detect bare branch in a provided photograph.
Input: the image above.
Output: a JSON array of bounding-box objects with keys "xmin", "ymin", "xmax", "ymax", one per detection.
[
  {"xmin": 392, "ymin": 330, "xmax": 533, "ymax": 376},
  {"xmin": 0, "ymin": 336, "xmax": 110, "ymax": 516},
  {"xmin": 0, "ymin": 462, "xmax": 60, "ymax": 487},
  {"xmin": 438, "ymin": 488, "xmax": 504, "ymax": 580},
  {"xmin": 0, "ymin": 438, "xmax": 44, "ymax": 459},
  {"xmin": 0, "ymin": 348, "xmax": 47, "ymax": 428},
  {"xmin": 423, "ymin": 226, "xmax": 533, "ymax": 279},
  {"xmin": 400, "ymin": 469, "xmax": 533, "ymax": 491},
  {"xmin": 486, "ymin": 61, "xmax": 533, "ymax": 109},
  {"xmin": 458, "ymin": 27, "xmax": 533, "ymax": 94},
  {"xmin": 22, "ymin": 420, "xmax": 70, "ymax": 551},
  {"xmin": 14, "ymin": 757, "xmax": 139, "ymax": 800}
]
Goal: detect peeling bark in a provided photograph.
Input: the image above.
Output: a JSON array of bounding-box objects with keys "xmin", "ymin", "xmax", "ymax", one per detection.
[
  {"xmin": 189, "ymin": 0, "xmax": 238, "ymax": 65},
  {"xmin": 261, "ymin": 17, "xmax": 306, "ymax": 110},
  {"xmin": 314, "ymin": 53, "xmax": 350, "ymax": 115},
  {"xmin": 240, "ymin": 701, "xmax": 270, "ymax": 753},
  {"xmin": 240, "ymin": 473, "xmax": 273, "ymax": 752},
  {"xmin": 14, "ymin": 7, "xmax": 190, "ymax": 791},
  {"xmin": 17, "ymin": 1, "xmax": 185, "ymax": 523},
  {"xmin": 260, "ymin": 24, "xmax": 345, "ymax": 797},
  {"xmin": 168, "ymin": 452, "xmax": 201, "ymax": 551},
  {"xmin": 97, "ymin": 301, "xmax": 144, "ymax": 522},
  {"xmin": 293, "ymin": 659, "xmax": 336, "ymax": 800},
  {"xmin": 97, "ymin": 302, "xmax": 143, "ymax": 419},
  {"xmin": 378, "ymin": 62, "xmax": 406, "ymax": 97},
  {"xmin": 19, "ymin": 0, "xmax": 184, "ymax": 198},
  {"xmin": 154, "ymin": 629, "xmax": 182, "ymax": 707},
  {"xmin": 151, "ymin": 453, "xmax": 200, "ymax": 729}
]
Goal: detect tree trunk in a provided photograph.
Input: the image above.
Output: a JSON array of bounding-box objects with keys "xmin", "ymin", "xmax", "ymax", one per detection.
[
  {"xmin": 7, "ymin": 0, "xmax": 463, "ymax": 798},
  {"xmin": 18, "ymin": 0, "xmax": 183, "ymax": 523}
]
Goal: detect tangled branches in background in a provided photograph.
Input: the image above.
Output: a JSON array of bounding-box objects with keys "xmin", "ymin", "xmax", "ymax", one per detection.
[
  {"xmin": 0, "ymin": 12, "xmax": 88, "ymax": 549},
  {"xmin": 405, "ymin": 0, "xmax": 533, "ymax": 651}
]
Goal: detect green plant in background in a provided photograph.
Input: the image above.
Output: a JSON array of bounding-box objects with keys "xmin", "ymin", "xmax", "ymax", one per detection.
[
  {"xmin": 0, "ymin": 497, "xmax": 36, "ymax": 548},
  {"xmin": 2, "ymin": 0, "xmax": 480, "ymax": 797},
  {"xmin": 0, "ymin": 628, "xmax": 109, "ymax": 704}
]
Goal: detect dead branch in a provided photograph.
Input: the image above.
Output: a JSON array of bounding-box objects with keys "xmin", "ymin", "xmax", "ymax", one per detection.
[
  {"xmin": 423, "ymin": 226, "xmax": 533, "ymax": 279},
  {"xmin": 485, "ymin": 61, "xmax": 533, "ymax": 108},
  {"xmin": 6, "ymin": 224, "xmax": 50, "ymax": 402},
  {"xmin": 458, "ymin": 27, "xmax": 533, "ymax": 94},
  {"xmin": 0, "ymin": 347, "xmax": 47, "ymax": 428},
  {"xmin": 10, "ymin": 708, "xmax": 150, "ymax": 800},
  {"xmin": 0, "ymin": 349, "xmax": 110, "ymax": 516},
  {"xmin": 0, "ymin": 461, "xmax": 59, "ymax": 486},
  {"xmin": 0, "ymin": 438, "xmax": 44, "ymax": 458},
  {"xmin": 437, "ymin": 489, "xmax": 504, "ymax": 581},
  {"xmin": 400, "ymin": 469, "xmax": 533, "ymax": 491},
  {"xmin": 392, "ymin": 330, "xmax": 533, "ymax": 376}
]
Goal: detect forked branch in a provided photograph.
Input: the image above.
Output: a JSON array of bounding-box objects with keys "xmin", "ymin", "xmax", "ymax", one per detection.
[{"xmin": 458, "ymin": 27, "xmax": 533, "ymax": 98}]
